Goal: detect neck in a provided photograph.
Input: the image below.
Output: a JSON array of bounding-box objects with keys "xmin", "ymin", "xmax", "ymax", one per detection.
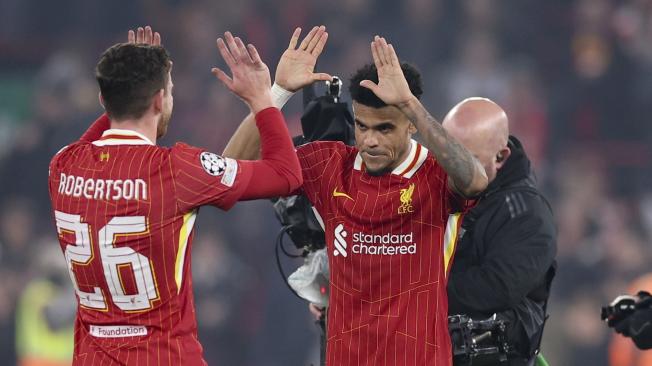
[
  {"xmin": 109, "ymin": 117, "xmax": 157, "ymax": 144},
  {"xmin": 388, "ymin": 139, "xmax": 413, "ymax": 172}
]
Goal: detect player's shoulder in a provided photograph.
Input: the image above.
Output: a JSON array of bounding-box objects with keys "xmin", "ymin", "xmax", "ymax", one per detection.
[
  {"xmin": 50, "ymin": 140, "xmax": 91, "ymax": 165},
  {"xmin": 169, "ymin": 142, "xmax": 235, "ymax": 175},
  {"xmin": 169, "ymin": 142, "xmax": 220, "ymax": 161}
]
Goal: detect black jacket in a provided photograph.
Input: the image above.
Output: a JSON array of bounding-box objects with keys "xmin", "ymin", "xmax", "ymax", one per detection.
[{"xmin": 447, "ymin": 136, "xmax": 557, "ymax": 362}]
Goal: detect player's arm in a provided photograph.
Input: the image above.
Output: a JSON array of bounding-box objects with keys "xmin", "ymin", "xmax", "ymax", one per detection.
[
  {"xmin": 359, "ymin": 36, "xmax": 488, "ymax": 198},
  {"xmin": 211, "ymin": 32, "xmax": 302, "ymax": 196},
  {"xmin": 81, "ymin": 26, "xmax": 162, "ymax": 142},
  {"xmin": 222, "ymin": 26, "xmax": 330, "ymax": 160}
]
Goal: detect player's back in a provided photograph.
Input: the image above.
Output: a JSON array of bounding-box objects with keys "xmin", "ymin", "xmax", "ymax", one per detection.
[{"xmin": 49, "ymin": 130, "xmax": 216, "ymax": 365}]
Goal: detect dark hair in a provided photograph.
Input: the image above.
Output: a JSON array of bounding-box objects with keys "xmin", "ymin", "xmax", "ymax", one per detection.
[
  {"xmin": 95, "ymin": 43, "xmax": 171, "ymax": 120},
  {"xmin": 348, "ymin": 62, "xmax": 423, "ymax": 108}
]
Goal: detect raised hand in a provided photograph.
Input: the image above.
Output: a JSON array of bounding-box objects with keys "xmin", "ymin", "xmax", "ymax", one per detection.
[
  {"xmin": 359, "ymin": 36, "xmax": 413, "ymax": 107},
  {"xmin": 275, "ymin": 26, "xmax": 331, "ymax": 92},
  {"xmin": 127, "ymin": 26, "xmax": 162, "ymax": 46},
  {"xmin": 212, "ymin": 32, "xmax": 273, "ymax": 113}
]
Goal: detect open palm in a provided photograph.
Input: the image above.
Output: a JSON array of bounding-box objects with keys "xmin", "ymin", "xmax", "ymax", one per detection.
[
  {"xmin": 359, "ymin": 36, "xmax": 413, "ymax": 106},
  {"xmin": 275, "ymin": 26, "xmax": 331, "ymax": 92}
]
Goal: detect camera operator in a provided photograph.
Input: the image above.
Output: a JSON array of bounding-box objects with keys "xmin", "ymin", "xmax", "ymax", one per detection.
[{"xmin": 443, "ymin": 99, "xmax": 557, "ymax": 366}]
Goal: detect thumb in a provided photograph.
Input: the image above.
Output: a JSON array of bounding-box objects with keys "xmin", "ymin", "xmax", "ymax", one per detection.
[
  {"xmin": 313, "ymin": 72, "xmax": 332, "ymax": 82},
  {"xmin": 359, "ymin": 79, "xmax": 379, "ymax": 93}
]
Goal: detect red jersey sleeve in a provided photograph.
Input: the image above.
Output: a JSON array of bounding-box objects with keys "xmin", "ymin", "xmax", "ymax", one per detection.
[{"xmin": 171, "ymin": 143, "xmax": 254, "ymax": 212}]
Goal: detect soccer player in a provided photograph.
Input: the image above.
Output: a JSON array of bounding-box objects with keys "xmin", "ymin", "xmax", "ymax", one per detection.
[
  {"xmin": 48, "ymin": 26, "xmax": 301, "ymax": 365},
  {"xmin": 224, "ymin": 28, "xmax": 488, "ymax": 365}
]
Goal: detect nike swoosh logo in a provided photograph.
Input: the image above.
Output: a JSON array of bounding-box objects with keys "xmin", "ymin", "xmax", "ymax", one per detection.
[{"xmin": 333, "ymin": 188, "xmax": 354, "ymax": 201}]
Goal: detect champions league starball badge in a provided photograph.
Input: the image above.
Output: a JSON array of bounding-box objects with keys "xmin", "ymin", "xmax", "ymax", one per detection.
[{"xmin": 199, "ymin": 151, "xmax": 227, "ymax": 176}]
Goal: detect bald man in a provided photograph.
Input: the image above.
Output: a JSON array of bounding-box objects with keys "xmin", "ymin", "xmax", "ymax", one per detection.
[{"xmin": 443, "ymin": 98, "xmax": 557, "ymax": 366}]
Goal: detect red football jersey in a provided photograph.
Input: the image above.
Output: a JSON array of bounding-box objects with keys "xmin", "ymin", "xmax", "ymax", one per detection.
[
  {"xmin": 297, "ymin": 140, "xmax": 467, "ymax": 366},
  {"xmin": 48, "ymin": 125, "xmax": 254, "ymax": 365}
]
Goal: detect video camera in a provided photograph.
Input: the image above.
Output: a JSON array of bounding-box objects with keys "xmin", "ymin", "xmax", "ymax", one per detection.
[
  {"xmin": 448, "ymin": 314, "xmax": 511, "ymax": 366},
  {"xmin": 602, "ymin": 291, "xmax": 652, "ymax": 327}
]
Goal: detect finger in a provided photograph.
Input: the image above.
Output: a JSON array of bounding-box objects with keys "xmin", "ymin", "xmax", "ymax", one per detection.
[
  {"xmin": 306, "ymin": 25, "xmax": 326, "ymax": 53},
  {"xmin": 137, "ymin": 27, "xmax": 144, "ymax": 44},
  {"xmin": 311, "ymin": 32, "xmax": 328, "ymax": 57},
  {"xmin": 309, "ymin": 304, "xmax": 324, "ymax": 319},
  {"xmin": 216, "ymin": 38, "xmax": 237, "ymax": 68},
  {"xmin": 388, "ymin": 44, "xmax": 400, "ymax": 66},
  {"xmin": 359, "ymin": 80, "xmax": 379, "ymax": 93},
  {"xmin": 224, "ymin": 32, "xmax": 242, "ymax": 61},
  {"xmin": 288, "ymin": 27, "xmax": 301, "ymax": 50},
  {"xmin": 312, "ymin": 72, "xmax": 333, "ymax": 82},
  {"xmin": 247, "ymin": 44, "xmax": 263, "ymax": 65},
  {"xmin": 153, "ymin": 32, "xmax": 161, "ymax": 46},
  {"xmin": 128, "ymin": 30, "xmax": 135, "ymax": 44},
  {"xmin": 211, "ymin": 67, "xmax": 234, "ymax": 90},
  {"xmin": 378, "ymin": 37, "xmax": 390, "ymax": 65},
  {"xmin": 299, "ymin": 26, "xmax": 319, "ymax": 51},
  {"xmin": 235, "ymin": 37, "xmax": 252, "ymax": 63},
  {"xmin": 144, "ymin": 26, "xmax": 153, "ymax": 44},
  {"xmin": 370, "ymin": 41, "xmax": 382, "ymax": 68}
]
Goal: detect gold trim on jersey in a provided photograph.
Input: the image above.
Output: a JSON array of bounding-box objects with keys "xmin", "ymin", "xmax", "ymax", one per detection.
[
  {"xmin": 175, "ymin": 210, "xmax": 198, "ymax": 293},
  {"xmin": 443, "ymin": 213, "xmax": 462, "ymax": 276}
]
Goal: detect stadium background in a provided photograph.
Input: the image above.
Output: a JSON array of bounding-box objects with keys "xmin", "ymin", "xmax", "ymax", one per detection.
[{"xmin": 1, "ymin": 0, "xmax": 652, "ymax": 364}]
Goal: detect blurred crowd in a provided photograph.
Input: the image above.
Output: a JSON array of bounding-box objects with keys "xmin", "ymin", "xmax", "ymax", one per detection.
[{"xmin": 1, "ymin": 0, "xmax": 652, "ymax": 365}]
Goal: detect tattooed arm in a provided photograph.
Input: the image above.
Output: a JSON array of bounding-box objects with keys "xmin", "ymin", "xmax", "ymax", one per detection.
[
  {"xmin": 398, "ymin": 97, "xmax": 487, "ymax": 197},
  {"xmin": 358, "ymin": 36, "xmax": 487, "ymax": 197}
]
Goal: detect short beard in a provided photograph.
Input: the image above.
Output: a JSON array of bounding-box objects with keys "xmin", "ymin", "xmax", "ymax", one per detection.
[{"xmin": 365, "ymin": 166, "xmax": 392, "ymax": 176}]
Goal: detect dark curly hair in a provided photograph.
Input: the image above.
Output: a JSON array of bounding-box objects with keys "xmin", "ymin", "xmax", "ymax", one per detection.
[
  {"xmin": 96, "ymin": 43, "xmax": 171, "ymax": 120},
  {"xmin": 349, "ymin": 63, "xmax": 423, "ymax": 108}
]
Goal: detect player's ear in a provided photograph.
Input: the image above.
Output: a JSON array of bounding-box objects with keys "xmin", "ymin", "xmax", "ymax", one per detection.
[
  {"xmin": 408, "ymin": 122, "xmax": 417, "ymax": 135},
  {"xmin": 98, "ymin": 92, "xmax": 105, "ymax": 110},
  {"xmin": 496, "ymin": 146, "xmax": 511, "ymax": 169},
  {"xmin": 152, "ymin": 89, "xmax": 164, "ymax": 113}
]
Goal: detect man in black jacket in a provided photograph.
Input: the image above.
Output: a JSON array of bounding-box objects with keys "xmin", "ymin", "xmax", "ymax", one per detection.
[{"xmin": 443, "ymin": 98, "xmax": 557, "ymax": 366}]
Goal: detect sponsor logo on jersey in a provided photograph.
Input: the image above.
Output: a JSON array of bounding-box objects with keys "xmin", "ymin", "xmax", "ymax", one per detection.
[
  {"xmin": 200, "ymin": 151, "xmax": 227, "ymax": 176},
  {"xmin": 90, "ymin": 325, "xmax": 148, "ymax": 338},
  {"xmin": 333, "ymin": 223, "xmax": 416, "ymax": 256},
  {"xmin": 100, "ymin": 151, "xmax": 110, "ymax": 162},
  {"xmin": 398, "ymin": 183, "xmax": 415, "ymax": 214},
  {"xmin": 333, "ymin": 188, "xmax": 354, "ymax": 201},
  {"xmin": 333, "ymin": 223, "xmax": 348, "ymax": 257}
]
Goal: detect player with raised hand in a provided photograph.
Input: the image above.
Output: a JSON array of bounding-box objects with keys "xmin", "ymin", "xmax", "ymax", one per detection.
[
  {"xmin": 48, "ymin": 26, "xmax": 301, "ymax": 365},
  {"xmin": 360, "ymin": 35, "xmax": 487, "ymax": 196},
  {"xmin": 223, "ymin": 25, "xmax": 330, "ymax": 157},
  {"xmin": 225, "ymin": 31, "xmax": 488, "ymax": 365}
]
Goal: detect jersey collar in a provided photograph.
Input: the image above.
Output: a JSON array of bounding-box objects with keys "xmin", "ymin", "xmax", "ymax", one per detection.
[
  {"xmin": 92, "ymin": 129, "xmax": 155, "ymax": 146},
  {"xmin": 354, "ymin": 139, "xmax": 429, "ymax": 179}
]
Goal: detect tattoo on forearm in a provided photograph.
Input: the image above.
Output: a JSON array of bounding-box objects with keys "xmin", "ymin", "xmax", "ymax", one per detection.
[{"xmin": 403, "ymin": 104, "xmax": 478, "ymax": 192}]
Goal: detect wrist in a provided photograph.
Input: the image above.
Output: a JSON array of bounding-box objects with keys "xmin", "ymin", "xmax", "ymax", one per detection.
[
  {"xmin": 396, "ymin": 95, "xmax": 420, "ymax": 112},
  {"xmin": 271, "ymin": 82, "xmax": 295, "ymax": 109},
  {"xmin": 248, "ymin": 92, "xmax": 274, "ymax": 114}
]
